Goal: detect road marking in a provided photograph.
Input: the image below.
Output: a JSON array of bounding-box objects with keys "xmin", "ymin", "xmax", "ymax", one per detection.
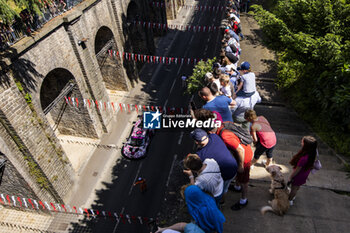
[
  {"xmin": 164, "ymin": 98, "xmax": 169, "ymax": 108},
  {"xmin": 204, "ymin": 45, "xmax": 208, "ymax": 52},
  {"xmin": 112, "ymin": 207, "xmax": 125, "ymax": 233},
  {"xmin": 177, "ymin": 132, "xmax": 184, "ymax": 145},
  {"xmin": 189, "ymin": 35, "xmax": 195, "ymax": 45},
  {"xmin": 128, "ymin": 161, "xmax": 144, "ymax": 195},
  {"xmin": 166, "ymin": 154, "xmax": 178, "ymax": 187}
]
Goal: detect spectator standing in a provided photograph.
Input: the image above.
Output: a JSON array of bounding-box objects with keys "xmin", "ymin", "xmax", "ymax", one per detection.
[
  {"xmin": 245, "ymin": 110, "xmax": 277, "ymax": 167},
  {"xmin": 183, "ymin": 154, "xmax": 224, "ymax": 207},
  {"xmin": 184, "ymin": 185, "xmax": 225, "ymax": 233},
  {"xmin": 288, "ymin": 136, "xmax": 317, "ymax": 206},
  {"xmin": 199, "ymin": 87, "xmax": 235, "ymax": 122},
  {"xmin": 236, "ymin": 61, "xmax": 257, "ymax": 98},
  {"xmin": 190, "ymin": 129, "xmax": 238, "ymax": 199},
  {"xmin": 214, "ymin": 124, "xmax": 253, "ymax": 210}
]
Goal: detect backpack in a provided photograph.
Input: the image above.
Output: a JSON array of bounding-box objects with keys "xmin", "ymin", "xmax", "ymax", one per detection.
[{"xmin": 219, "ymin": 121, "xmax": 253, "ymax": 145}]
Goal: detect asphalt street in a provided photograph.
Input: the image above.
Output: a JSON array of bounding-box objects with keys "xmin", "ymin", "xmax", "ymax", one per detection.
[{"xmin": 72, "ymin": 1, "xmax": 227, "ymax": 232}]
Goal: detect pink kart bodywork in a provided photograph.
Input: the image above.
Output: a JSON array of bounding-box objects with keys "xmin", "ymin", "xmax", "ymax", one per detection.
[{"xmin": 122, "ymin": 118, "xmax": 153, "ymax": 159}]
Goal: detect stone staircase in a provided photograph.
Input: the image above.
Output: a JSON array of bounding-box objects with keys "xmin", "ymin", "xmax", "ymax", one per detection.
[{"xmin": 237, "ymin": 13, "xmax": 350, "ymax": 194}]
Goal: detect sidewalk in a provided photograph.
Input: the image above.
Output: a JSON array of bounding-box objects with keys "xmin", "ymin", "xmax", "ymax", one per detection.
[{"xmin": 221, "ymin": 12, "xmax": 350, "ymax": 232}]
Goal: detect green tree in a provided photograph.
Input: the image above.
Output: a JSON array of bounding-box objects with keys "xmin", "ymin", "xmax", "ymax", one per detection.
[
  {"xmin": 251, "ymin": 0, "xmax": 350, "ymax": 156},
  {"xmin": 0, "ymin": 0, "xmax": 45, "ymax": 24},
  {"xmin": 186, "ymin": 58, "xmax": 216, "ymax": 95}
]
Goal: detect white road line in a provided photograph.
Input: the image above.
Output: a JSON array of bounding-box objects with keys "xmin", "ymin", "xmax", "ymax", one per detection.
[
  {"xmin": 189, "ymin": 34, "xmax": 195, "ymax": 45},
  {"xmin": 166, "ymin": 154, "xmax": 178, "ymax": 187},
  {"xmin": 177, "ymin": 132, "xmax": 184, "ymax": 145},
  {"xmin": 112, "ymin": 207, "xmax": 125, "ymax": 233},
  {"xmin": 164, "ymin": 98, "xmax": 169, "ymax": 108},
  {"xmin": 128, "ymin": 161, "xmax": 144, "ymax": 196}
]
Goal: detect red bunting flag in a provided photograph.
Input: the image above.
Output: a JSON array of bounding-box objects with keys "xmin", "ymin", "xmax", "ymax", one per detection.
[
  {"xmin": 6, "ymin": 195, "xmax": 11, "ymax": 206},
  {"xmin": 17, "ymin": 197, "xmax": 22, "ymax": 207},
  {"xmin": 39, "ymin": 201, "xmax": 45, "ymax": 209},
  {"xmin": 120, "ymin": 214, "xmax": 126, "ymax": 224},
  {"xmin": 119, "ymin": 103, "xmax": 123, "ymax": 112},
  {"xmin": 50, "ymin": 202, "xmax": 57, "ymax": 211},
  {"xmin": 84, "ymin": 208, "xmax": 90, "ymax": 218}
]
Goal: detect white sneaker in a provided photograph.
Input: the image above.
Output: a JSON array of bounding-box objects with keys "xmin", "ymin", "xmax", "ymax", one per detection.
[
  {"xmin": 261, "ymin": 159, "xmax": 267, "ymax": 166},
  {"xmin": 289, "ymin": 200, "xmax": 294, "ymax": 206},
  {"xmin": 251, "ymin": 165, "xmax": 255, "ymax": 169}
]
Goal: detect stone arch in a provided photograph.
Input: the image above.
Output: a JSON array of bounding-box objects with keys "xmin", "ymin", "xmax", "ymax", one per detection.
[
  {"xmin": 40, "ymin": 68, "xmax": 98, "ymax": 138},
  {"xmin": 94, "ymin": 26, "xmax": 128, "ymax": 91},
  {"xmin": 125, "ymin": 0, "xmax": 148, "ymax": 54},
  {"xmin": 0, "ymin": 149, "xmax": 37, "ymax": 200}
]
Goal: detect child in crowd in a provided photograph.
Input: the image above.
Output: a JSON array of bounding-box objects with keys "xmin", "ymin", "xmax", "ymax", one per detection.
[
  {"xmin": 244, "ymin": 110, "xmax": 276, "ymax": 167},
  {"xmin": 288, "ymin": 136, "xmax": 317, "ymax": 206},
  {"xmin": 219, "ymin": 74, "xmax": 234, "ymax": 100}
]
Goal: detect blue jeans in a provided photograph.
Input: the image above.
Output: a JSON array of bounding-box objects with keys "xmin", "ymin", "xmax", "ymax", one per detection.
[
  {"xmin": 214, "ymin": 193, "xmax": 223, "ymax": 208},
  {"xmin": 222, "ymin": 176, "xmax": 236, "ymax": 194}
]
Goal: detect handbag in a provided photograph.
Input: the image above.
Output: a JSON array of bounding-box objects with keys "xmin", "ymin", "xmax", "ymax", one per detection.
[{"xmin": 312, "ymin": 149, "xmax": 322, "ymax": 173}]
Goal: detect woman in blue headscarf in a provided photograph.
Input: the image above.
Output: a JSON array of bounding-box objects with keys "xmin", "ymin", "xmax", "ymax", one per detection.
[{"xmin": 184, "ymin": 185, "xmax": 225, "ymax": 233}]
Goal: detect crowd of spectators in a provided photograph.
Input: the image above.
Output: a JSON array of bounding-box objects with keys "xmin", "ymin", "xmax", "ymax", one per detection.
[
  {"xmin": 156, "ymin": 0, "xmax": 319, "ymax": 231},
  {"xmin": 157, "ymin": 1, "xmax": 260, "ymax": 232},
  {"xmin": 0, "ymin": 0, "xmax": 82, "ymax": 50}
]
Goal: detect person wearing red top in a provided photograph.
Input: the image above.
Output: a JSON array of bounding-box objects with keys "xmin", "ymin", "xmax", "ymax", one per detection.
[
  {"xmin": 215, "ymin": 124, "xmax": 253, "ymax": 210},
  {"xmin": 245, "ymin": 110, "xmax": 276, "ymax": 167}
]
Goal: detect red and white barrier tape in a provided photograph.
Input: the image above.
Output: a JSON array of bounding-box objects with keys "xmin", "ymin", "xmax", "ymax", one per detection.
[
  {"xmin": 64, "ymin": 96, "xmax": 190, "ymax": 115},
  {"xmin": 0, "ymin": 193, "xmax": 156, "ymax": 224}
]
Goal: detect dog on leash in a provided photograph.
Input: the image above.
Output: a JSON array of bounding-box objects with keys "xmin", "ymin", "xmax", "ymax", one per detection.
[{"xmin": 261, "ymin": 165, "xmax": 290, "ymax": 216}]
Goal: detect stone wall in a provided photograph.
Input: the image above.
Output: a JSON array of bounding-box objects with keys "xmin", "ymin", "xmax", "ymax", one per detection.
[
  {"xmin": 0, "ymin": 75, "xmax": 74, "ymax": 203},
  {"xmin": 0, "ymin": 0, "xmax": 159, "ymax": 203},
  {"xmin": 0, "ymin": 153, "xmax": 38, "ymax": 200},
  {"xmin": 165, "ymin": 0, "xmax": 185, "ymax": 20}
]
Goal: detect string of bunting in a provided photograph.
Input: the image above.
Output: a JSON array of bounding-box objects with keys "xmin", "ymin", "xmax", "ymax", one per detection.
[
  {"xmin": 64, "ymin": 96, "xmax": 190, "ymax": 115},
  {"xmin": 0, "ymin": 193, "xmax": 157, "ymax": 225},
  {"xmin": 150, "ymin": 2, "xmax": 226, "ymax": 11},
  {"xmin": 131, "ymin": 20, "xmax": 222, "ymax": 33},
  {"xmin": 107, "ymin": 49, "xmax": 207, "ymax": 65}
]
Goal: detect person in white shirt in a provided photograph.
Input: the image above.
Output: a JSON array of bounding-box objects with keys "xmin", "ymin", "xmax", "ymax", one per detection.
[
  {"xmin": 183, "ymin": 154, "xmax": 224, "ymax": 207},
  {"xmin": 236, "ymin": 61, "xmax": 257, "ymax": 98},
  {"xmin": 219, "ymin": 74, "xmax": 235, "ymax": 100}
]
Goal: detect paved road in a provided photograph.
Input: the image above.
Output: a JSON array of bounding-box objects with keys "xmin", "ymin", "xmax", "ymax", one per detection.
[{"xmin": 69, "ymin": 0, "xmax": 226, "ymax": 232}]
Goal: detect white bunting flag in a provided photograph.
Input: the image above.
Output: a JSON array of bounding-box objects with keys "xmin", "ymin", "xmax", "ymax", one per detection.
[{"xmin": 11, "ymin": 196, "xmax": 16, "ymax": 206}]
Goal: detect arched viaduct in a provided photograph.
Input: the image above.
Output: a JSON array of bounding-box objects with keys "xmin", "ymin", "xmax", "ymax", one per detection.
[{"xmin": 0, "ymin": 0, "xmax": 173, "ymax": 203}]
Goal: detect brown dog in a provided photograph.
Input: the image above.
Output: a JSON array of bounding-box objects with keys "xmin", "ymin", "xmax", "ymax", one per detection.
[{"xmin": 261, "ymin": 165, "xmax": 290, "ymax": 216}]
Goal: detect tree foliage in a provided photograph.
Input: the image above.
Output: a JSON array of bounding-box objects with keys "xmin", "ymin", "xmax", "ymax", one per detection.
[
  {"xmin": 186, "ymin": 58, "xmax": 216, "ymax": 94},
  {"xmin": 0, "ymin": 0, "xmax": 45, "ymax": 23},
  {"xmin": 251, "ymin": 0, "xmax": 350, "ymax": 156}
]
